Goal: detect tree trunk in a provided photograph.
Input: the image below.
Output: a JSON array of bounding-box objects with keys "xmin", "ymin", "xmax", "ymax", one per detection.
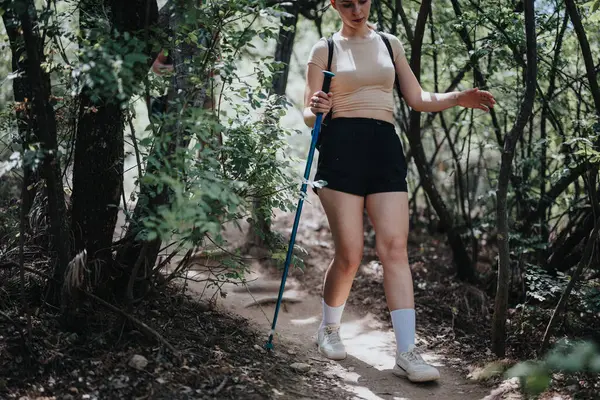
[
  {"xmin": 2, "ymin": 6, "xmax": 37, "ymax": 216},
  {"xmin": 492, "ymin": 0, "xmax": 537, "ymax": 357},
  {"xmin": 70, "ymin": 0, "xmax": 158, "ymax": 284},
  {"xmin": 396, "ymin": 0, "xmax": 413, "ymax": 43},
  {"xmin": 374, "ymin": 0, "xmax": 385, "ymax": 30},
  {"xmin": 271, "ymin": 4, "xmax": 299, "ymax": 97},
  {"xmin": 541, "ymin": 166, "xmax": 600, "ymax": 353},
  {"xmin": 71, "ymin": 100, "xmax": 124, "ymax": 264},
  {"xmin": 546, "ymin": 209, "xmax": 594, "ymax": 273},
  {"xmin": 246, "ymin": 3, "xmax": 299, "ymax": 250},
  {"xmin": 538, "ymin": 11, "xmax": 569, "ymax": 244},
  {"xmin": 449, "ymin": 0, "xmax": 504, "ymax": 147},
  {"xmin": 524, "ymin": 162, "xmax": 592, "ymax": 232},
  {"xmin": 564, "ymin": 0, "xmax": 600, "ymax": 118},
  {"xmin": 541, "ymin": 220, "xmax": 599, "ymax": 352},
  {"xmin": 14, "ymin": 0, "xmax": 71, "ymax": 304},
  {"xmin": 116, "ymin": 139, "xmax": 173, "ymax": 296},
  {"xmin": 541, "ymin": 0, "xmax": 600, "ymax": 278},
  {"xmin": 116, "ymin": 1, "xmax": 213, "ymax": 297},
  {"xmin": 404, "ymin": 0, "xmax": 476, "ymax": 283}
]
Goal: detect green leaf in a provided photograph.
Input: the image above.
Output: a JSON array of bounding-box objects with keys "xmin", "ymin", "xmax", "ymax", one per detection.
[
  {"xmin": 506, "ymin": 361, "xmax": 551, "ymax": 396},
  {"xmin": 589, "ymin": 355, "xmax": 600, "ymax": 372},
  {"xmin": 524, "ymin": 372, "xmax": 551, "ymax": 395}
]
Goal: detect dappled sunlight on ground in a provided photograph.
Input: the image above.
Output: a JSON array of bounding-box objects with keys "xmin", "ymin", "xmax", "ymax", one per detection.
[
  {"xmin": 290, "ymin": 315, "xmax": 320, "ymax": 326},
  {"xmin": 321, "ymin": 362, "xmax": 387, "ymax": 400},
  {"xmin": 181, "ymin": 258, "xmax": 492, "ymax": 399},
  {"xmin": 341, "ymin": 317, "xmax": 396, "ymax": 371}
]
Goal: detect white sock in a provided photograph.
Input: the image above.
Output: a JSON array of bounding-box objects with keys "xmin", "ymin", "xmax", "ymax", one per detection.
[
  {"xmin": 320, "ymin": 298, "xmax": 345, "ymax": 329},
  {"xmin": 391, "ymin": 308, "xmax": 416, "ymax": 353}
]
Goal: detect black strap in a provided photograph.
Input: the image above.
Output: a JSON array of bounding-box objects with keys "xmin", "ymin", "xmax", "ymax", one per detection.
[
  {"xmin": 322, "ymin": 36, "xmax": 335, "ymax": 127},
  {"xmin": 376, "ymin": 31, "xmax": 403, "ymax": 100},
  {"xmin": 326, "ymin": 36, "xmax": 334, "ymax": 72}
]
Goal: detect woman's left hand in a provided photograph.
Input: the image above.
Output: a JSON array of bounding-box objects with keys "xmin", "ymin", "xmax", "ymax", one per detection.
[{"xmin": 457, "ymin": 88, "xmax": 496, "ymax": 112}]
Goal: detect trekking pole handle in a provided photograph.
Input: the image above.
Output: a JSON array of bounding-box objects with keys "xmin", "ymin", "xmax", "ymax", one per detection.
[{"xmin": 320, "ymin": 71, "xmax": 334, "ymax": 102}]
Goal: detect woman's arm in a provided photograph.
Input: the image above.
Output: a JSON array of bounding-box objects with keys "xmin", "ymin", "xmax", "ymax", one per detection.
[
  {"xmin": 303, "ymin": 63, "xmax": 332, "ymax": 127},
  {"xmin": 303, "ymin": 39, "xmax": 333, "ymax": 127},
  {"xmin": 394, "ymin": 54, "xmax": 495, "ymax": 113}
]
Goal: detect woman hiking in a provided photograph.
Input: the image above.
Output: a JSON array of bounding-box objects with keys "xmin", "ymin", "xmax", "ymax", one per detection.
[{"xmin": 303, "ymin": 0, "xmax": 496, "ymax": 383}]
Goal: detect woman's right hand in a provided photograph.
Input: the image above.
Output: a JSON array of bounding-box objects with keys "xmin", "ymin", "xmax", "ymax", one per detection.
[
  {"xmin": 152, "ymin": 50, "xmax": 174, "ymax": 75},
  {"xmin": 309, "ymin": 90, "xmax": 333, "ymax": 116}
]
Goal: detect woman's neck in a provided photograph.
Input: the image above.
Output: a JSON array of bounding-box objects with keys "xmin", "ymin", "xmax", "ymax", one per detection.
[{"xmin": 339, "ymin": 23, "xmax": 372, "ymax": 39}]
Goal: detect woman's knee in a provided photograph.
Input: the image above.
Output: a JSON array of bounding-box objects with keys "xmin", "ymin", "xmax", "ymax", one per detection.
[
  {"xmin": 376, "ymin": 236, "xmax": 408, "ymax": 264},
  {"xmin": 333, "ymin": 245, "xmax": 363, "ymax": 274}
]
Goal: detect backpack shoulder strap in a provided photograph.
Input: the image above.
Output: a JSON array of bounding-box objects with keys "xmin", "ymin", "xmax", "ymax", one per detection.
[
  {"xmin": 326, "ymin": 36, "xmax": 334, "ymax": 72},
  {"xmin": 321, "ymin": 35, "xmax": 335, "ymax": 127},
  {"xmin": 376, "ymin": 31, "xmax": 402, "ymax": 99}
]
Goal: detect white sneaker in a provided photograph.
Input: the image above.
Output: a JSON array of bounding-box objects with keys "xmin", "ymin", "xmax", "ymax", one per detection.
[
  {"xmin": 317, "ymin": 324, "xmax": 347, "ymax": 360},
  {"xmin": 393, "ymin": 344, "xmax": 440, "ymax": 382}
]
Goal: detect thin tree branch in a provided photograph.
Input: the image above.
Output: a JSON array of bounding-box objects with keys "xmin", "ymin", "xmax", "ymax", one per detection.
[{"xmin": 83, "ymin": 290, "xmax": 181, "ymax": 359}]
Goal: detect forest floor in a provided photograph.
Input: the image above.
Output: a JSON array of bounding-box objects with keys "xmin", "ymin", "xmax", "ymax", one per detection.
[{"xmin": 0, "ymin": 191, "xmax": 581, "ymax": 400}]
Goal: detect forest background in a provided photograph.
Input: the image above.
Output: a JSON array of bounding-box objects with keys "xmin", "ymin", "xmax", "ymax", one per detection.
[{"xmin": 1, "ymin": 0, "xmax": 600, "ymax": 398}]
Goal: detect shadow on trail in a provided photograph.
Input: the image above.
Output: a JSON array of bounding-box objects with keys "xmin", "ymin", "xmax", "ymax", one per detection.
[{"xmin": 334, "ymin": 354, "xmax": 450, "ymax": 400}]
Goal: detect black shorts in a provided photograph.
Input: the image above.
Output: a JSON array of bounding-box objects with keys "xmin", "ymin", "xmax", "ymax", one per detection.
[{"xmin": 313, "ymin": 117, "xmax": 408, "ymax": 197}]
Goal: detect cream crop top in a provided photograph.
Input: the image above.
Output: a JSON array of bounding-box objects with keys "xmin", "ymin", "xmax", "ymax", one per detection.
[{"xmin": 307, "ymin": 30, "xmax": 405, "ymax": 116}]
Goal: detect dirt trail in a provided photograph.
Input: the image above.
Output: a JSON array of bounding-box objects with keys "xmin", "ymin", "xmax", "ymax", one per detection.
[
  {"xmin": 184, "ymin": 194, "xmax": 494, "ymax": 400},
  {"xmin": 188, "ymin": 267, "xmax": 491, "ymax": 400}
]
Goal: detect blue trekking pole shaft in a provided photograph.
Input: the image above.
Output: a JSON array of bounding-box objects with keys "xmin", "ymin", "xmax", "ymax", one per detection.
[{"xmin": 265, "ymin": 70, "xmax": 335, "ymax": 350}]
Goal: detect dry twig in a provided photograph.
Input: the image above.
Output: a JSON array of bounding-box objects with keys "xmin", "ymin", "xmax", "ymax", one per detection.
[
  {"xmin": 82, "ymin": 290, "xmax": 181, "ymax": 360},
  {"xmin": 212, "ymin": 376, "xmax": 228, "ymax": 396}
]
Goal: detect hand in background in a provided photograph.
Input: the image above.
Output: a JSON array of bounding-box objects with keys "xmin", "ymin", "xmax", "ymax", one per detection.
[
  {"xmin": 457, "ymin": 88, "xmax": 496, "ymax": 112},
  {"xmin": 152, "ymin": 50, "xmax": 173, "ymax": 75}
]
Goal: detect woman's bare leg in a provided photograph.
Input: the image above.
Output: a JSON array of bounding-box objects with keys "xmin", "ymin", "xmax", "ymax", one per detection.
[
  {"xmin": 318, "ymin": 187, "xmax": 365, "ymax": 307},
  {"xmin": 366, "ymin": 191, "xmax": 439, "ymax": 382},
  {"xmin": 315, "ymin": 187, "xmax": 364, "ymax": 360},
  {"xmin": 365, "ymin": 192, "xmax": 413, "ymax": 310}
]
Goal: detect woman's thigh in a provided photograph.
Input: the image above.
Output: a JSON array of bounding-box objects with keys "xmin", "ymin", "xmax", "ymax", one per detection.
[
  {"xmin": 365, "ymin": 192, "xmax": 409, "ymax": 259},
  {"xmin": 318, "ymin": 187, "xmax": 365, "ymax": 262}
]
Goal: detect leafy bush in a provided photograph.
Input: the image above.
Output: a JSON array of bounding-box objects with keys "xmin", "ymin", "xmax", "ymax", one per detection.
[
  {"xmin": 507, "ymin": 340, "xmax": 600, "ymax": 397},
  {"xmin": 525, "ymin": 265, "xmax": 568, "ymax": 302},
  {"xmin": 133, "ymin": 3, "xmax": 300, "ymax": 251}
]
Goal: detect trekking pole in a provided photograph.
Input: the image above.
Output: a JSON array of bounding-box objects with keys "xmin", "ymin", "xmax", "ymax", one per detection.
[{"xmin": 264, "ymin": 70, "xmax": 335, "ymax": 350}]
